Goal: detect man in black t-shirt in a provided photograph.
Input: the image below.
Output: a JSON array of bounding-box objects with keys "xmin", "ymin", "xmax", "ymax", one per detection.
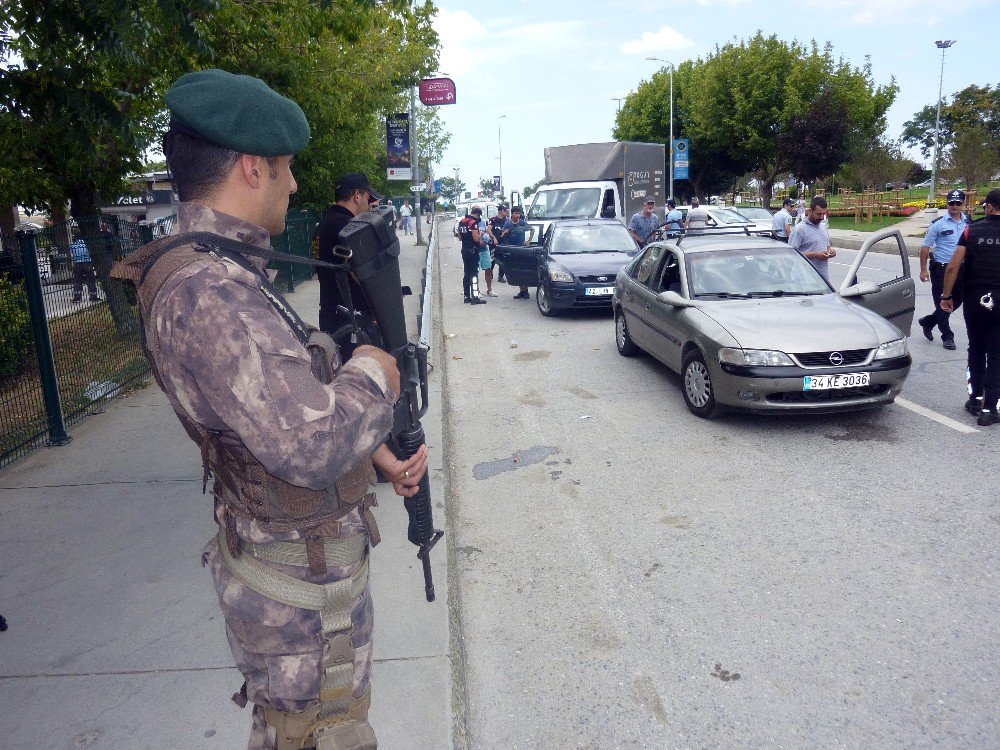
[
  {"xmin": 486, "ymin": 205, "xmax": 509, "ymax": 294},
  {"xmin": 457, "ymin": 206, "xmax": 487, "ymax": 305},
  {"xmin": 315, "ymin": 172, "xmax": 384, "ymax": 336}
]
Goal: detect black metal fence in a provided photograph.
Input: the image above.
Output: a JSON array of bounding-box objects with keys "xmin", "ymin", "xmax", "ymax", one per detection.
[
  {"xmin": 272, "ymin": 209, "xmax": 319, "ymax": 292},
  {"xmin": 0, "ymin": 209, "xmax": 318, "ymax": 469}
]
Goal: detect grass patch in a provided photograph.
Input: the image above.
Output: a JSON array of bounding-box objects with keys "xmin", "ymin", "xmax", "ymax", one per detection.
[
  {"xmin": 0, "ymin": 301, "xmax": 148, "ymax": 465},
  {"xmin": 827, "ymin": 215, "xmax": 910, "ymax": 232}
]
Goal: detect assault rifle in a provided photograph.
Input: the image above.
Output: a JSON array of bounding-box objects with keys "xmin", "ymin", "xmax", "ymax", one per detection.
[{"xmin": 336, "ymin": 206, "xmax": 443, "ymax": 602}]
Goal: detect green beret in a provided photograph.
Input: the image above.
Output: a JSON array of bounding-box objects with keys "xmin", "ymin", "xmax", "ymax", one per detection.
[{"xmin": 165, "ymin": 69, "xmax": 310, "ymax": 156}]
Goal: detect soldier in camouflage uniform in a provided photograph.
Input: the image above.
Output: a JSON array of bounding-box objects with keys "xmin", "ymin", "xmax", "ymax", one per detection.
[{"xmin": 111, "ymin": 70, "xmax": 427, "ymax": 750}]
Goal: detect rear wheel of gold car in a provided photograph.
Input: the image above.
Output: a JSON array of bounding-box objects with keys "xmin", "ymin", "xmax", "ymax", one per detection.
[{"xmin": 682, "ymin": 349, "xmax": 719, "ymax": 418}]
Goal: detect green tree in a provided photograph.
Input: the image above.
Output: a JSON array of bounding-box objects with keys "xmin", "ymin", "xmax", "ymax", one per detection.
[
  {"xmin": 776, "ymin": 88, "xmax": 851, "ymax": 186},
  {"xmin": 617, "ymin": 35, "xmax": 897, "ymax": 207},
  {"xmin": 0, "ymin": 0, "xmax": 441, "ymax": 216},
  {"xmin": 946, "ymin": 125, "xmax": 1000, "ymax": 192},
  {"xmin": 438, "ymin": 175, "xmax": 465, "ymax": 204},
  {"xmin": 0, "ymin": 0, "xmax": 215, "ymax": 217},
  {"xmin": 902, "ymin": 84, "xmax": 1000, "ymax": 162}
]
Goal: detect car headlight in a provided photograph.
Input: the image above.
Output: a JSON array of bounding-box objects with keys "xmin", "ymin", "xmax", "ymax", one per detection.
[
  {"xmin": 874, "ymin": 338, "xmax": 908, "ymax": 360},
  {"xmin": 719, "ymin": 347, "xmax": 795, "ymax": 366},
  {"xmin": 547, "ymin": 263, "xmax": 574, "ymax": 283}
]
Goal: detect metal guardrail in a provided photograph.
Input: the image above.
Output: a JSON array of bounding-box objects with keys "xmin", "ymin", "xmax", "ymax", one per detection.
[{"xmin": 418, "ymin": 215, "xmax": 437, "ymax": 350}]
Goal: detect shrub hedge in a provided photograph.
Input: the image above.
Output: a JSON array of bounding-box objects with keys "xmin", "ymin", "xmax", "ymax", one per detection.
[{"xmin": 0, "ymin": 276, "xmax": 33, "ymax": 379}]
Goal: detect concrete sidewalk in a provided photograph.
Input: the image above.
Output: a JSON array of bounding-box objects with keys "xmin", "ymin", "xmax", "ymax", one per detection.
[{"xmin": 0, "ymin": 228, "xmax": 452, "ymax": 749}]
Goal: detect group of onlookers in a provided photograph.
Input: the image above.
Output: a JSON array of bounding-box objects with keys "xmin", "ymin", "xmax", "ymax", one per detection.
[{"xmin": 455, "ymin": 203, "xmax": 534, "ymax": 303}]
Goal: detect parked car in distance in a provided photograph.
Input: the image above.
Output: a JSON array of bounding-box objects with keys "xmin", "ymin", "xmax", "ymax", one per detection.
[
  {"xmin": 613, "ymin": 228, "xmax": 914, "ymax": 418},
  {"xmin": 730, "ymin": 206, "xmax": 776, "ymax": 236},
  {"xmin": 494, "ymin": 218, "xmax": 639, "ymax": 316}
]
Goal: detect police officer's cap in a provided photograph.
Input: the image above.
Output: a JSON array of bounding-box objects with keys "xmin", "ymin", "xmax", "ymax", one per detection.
[
  {"xmin": 947, "ymin": 189, "xmax": 965, "ymax": 204},
  {"xmin": 783, "ymin": 198, "xmax": 795, "ymax": 207},
  {"xmin": 165, "ymin": 69, "xmax": 310, "ymax": 156}
]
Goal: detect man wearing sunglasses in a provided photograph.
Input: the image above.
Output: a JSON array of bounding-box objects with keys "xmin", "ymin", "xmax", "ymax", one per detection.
[{"xmin": 917, "ymin": 189, "xmax": 971, "ymax": 350}]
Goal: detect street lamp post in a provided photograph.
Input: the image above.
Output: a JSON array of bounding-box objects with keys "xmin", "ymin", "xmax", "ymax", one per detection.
[
  {"xmin": 645, "ymin": 57, "xmax": 674, "ymax": 201},
  {"xmin": 409, "ymin": 83, "xmax": 424, "ymax": 245},
  {"xmin": 498, "ymin": 114, "xmax": 507, "ymax": 204},
  {"xmin": 928, "ymin": 39, "xmax": 956, "ymax": 214},
  {"xmin": 611, "ymin": 97, "xmax": 625, "ymax": 114}
]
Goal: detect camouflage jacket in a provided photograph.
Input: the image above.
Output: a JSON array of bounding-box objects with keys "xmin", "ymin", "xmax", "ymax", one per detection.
[{"xmin": 154, "ymin": 203, "xmax": 395, "ymax": 544}]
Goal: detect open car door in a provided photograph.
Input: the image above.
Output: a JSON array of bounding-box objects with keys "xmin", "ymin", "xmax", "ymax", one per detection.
[
  {"xmin": 493, "ymin": 242, "xmax": 541, "ymax": 288},
  {"xmin": 839, "ymin": 228, "xmax": 915, "ymax": 336}
]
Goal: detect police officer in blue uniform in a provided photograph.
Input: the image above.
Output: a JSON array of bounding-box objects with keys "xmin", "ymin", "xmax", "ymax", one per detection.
[
  {"xmin": 941, "ymin": 189, "xmax": 1000, "ymax": 426},
  {"xmin": 918, "ymin": 189, "xmax": 970, "ymax": 350}
]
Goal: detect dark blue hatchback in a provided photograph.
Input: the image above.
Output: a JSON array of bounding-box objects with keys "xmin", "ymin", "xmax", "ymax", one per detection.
[{"xmin": 493, "ymin": 219, "xmax": 639, "ymax": 316}]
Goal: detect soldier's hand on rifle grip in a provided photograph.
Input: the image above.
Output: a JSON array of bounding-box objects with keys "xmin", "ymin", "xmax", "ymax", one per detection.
[
  {"xmin": 372, "ymin": 444, "xmax": 428, "ymax": 497},
  {"xmin": 352, "ymin": 344, "xmax": 401, "ymax": 399}
]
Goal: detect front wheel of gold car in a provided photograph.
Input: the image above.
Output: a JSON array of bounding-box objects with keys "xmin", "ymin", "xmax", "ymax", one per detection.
[{"xmin": 682, "ymin": 350, "xmax": 719, "ymax": 418}]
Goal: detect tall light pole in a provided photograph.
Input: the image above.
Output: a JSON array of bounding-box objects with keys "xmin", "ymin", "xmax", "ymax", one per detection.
[
  {"xmin": 409, "ymin": 83, "xmax": 424, "ymax": 245},
  {"xmin": 611, "ymin": 97, "xmax": 625, "ymax": 114},
  {"xmin": 645, "ymin": 57, "xmax": 675, "ymax": 201},
  {"xmin": 928, "ymin": 39, "xmax": 956, "ymax": 212},
  {"xmin": 498, "ymin": 114, "xmax": 507, "ymax": 204}
]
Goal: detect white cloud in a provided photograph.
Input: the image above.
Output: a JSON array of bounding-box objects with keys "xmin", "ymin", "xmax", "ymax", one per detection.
[
  {"xmin": 435, "ymin": 9, "xmax": 490, "ymax": 80},
  {"xmin": 620, "ymin": 26, "xmax": 696, "ymax": 55}
]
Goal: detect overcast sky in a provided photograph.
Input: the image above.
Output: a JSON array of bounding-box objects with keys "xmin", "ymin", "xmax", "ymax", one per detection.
[{"xmin": 426, "ymin": 0, "xmax": 994, "ymax": 200}]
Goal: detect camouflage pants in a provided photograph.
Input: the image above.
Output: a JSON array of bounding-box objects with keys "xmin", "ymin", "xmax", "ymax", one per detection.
[{"xmin": 203, "ymin": 537, "xmax": 375, "ymax": 750}]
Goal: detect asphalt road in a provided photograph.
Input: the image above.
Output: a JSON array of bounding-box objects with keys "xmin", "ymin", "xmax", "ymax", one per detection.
[{"xmin": 438, "ymin": 230, "xmax": 998, "ymax": 749}]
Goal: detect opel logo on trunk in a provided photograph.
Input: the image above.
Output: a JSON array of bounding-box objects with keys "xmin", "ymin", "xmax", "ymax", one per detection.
[
  {"xmin": 829, "ymin": 351, "xmax": 844, "ymax": 366},
  {"xmin": 597, "ymin": 276, "xmax": 608, "ymax": 282}
]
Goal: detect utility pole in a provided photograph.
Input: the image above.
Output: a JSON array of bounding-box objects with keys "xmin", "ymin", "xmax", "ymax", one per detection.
[
  {"xmin": 928, "ymin": 39, "xmax": 956, "ymax": 216},
  {"xmin": 410, "ymin": 84, "xmax": 424, "ymax": 246},
  {"xmin": 645, "ymin": 57, "xmax": 675, "ymax": 201}
]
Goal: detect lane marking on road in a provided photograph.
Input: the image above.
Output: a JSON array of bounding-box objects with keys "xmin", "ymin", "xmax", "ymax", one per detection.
[{"xmin": 895, "ymin": 397, "xmax": 979, "ymax": 434}]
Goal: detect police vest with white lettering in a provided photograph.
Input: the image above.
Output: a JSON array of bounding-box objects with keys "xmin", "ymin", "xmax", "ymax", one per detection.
[{"xmin": 962, "ymin": 216, "xmax": 1000, "ymax": 291}]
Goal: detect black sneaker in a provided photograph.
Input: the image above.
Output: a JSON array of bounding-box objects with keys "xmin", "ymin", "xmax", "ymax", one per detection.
[
  {"xmin": 464, "ymin": 297, "xmax": 472, "ymax": 303},
  {"xmin": 942, "ymin": 338, "xmax": 956, "ymax": 350},
  {"xmin": 513, "ymin": 291, "xmax": 529, "ymax": 300},
  {"xmin": 470, "ymin": 297, "xmax": 487, "ymax": 305},
  {"xmin": 965, "ymin": 397, "xmax": 983, "ymax": 415},
  {"xmin": 977, "ymin": 410, "xmax": 999, "ymax": 427},
  {"xmin": 919, "ymin": 317, "xmax": 934, "ymax": 341}
]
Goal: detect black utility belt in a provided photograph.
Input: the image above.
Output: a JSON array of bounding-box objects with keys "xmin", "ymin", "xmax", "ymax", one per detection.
[{"xmin": 930, "ymin": 260, "xmax": 948, "ymax": 268}]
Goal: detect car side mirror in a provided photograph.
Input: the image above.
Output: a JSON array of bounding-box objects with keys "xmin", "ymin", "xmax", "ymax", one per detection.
[
  {"xmin": 532, "ymin": 246, "xmax": 546, "ymax": 256},
  {"xmin": 840, "ymin": 280, "xmax": 880, "ymax": 297},
  {"xmin": 657, "ymin": 290, "xmax": 695, "ymax": 307}
]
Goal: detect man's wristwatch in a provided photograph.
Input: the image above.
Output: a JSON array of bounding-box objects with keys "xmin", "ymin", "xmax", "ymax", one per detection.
[{"xmin": 941, "ymin": 295, "xmax": 953, "ymax": 300}]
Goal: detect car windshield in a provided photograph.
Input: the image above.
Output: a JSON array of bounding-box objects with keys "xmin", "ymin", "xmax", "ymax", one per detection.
[
  {"xmin": 550, "ymin": 224, "xmax": 637, "ymax": 254},
  {"xmin": 712, "ymin": 209, "xmax": 752, "ymax": 225},
  {"xmin": 733, "ymin": 207, "xmax": 772, "ymax": 222},
  {"xmin": 686, "ymin": 246, "xmax": 829, "ymax": 297},
  {"xmin": 527, "ymin": 188, "xmax": 601, "ymax": 220}
]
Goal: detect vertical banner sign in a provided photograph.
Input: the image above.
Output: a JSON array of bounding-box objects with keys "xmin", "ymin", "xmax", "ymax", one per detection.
[
  {"xmin": 492, "ymin": 175, "xmax": 501, "ymax": 193},
  {"xmin": 386, "ymin": 114, "xmax": 412, "ymax": 181},
  {"xmin": 673, "ymin": 139, "xmax": 690, "ymax": 181}
]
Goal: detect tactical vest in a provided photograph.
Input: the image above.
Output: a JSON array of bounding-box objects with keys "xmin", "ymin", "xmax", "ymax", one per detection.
[
  {"xmin": 111, "ymin": 234, "xmax": 379, "ymax": 575},
  {"xmin": 963, "ymin": 216, "xmax": 1000, "ymax": 291}
]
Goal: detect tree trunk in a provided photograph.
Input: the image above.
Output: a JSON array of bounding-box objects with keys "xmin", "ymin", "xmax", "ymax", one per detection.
[
  {"xmin": 70, "ymin": 185, "xmax": 137, "ymax": 337},
  {"xmin": 1, "ymin": 205, "xmax": 17, "ymax": 234}
]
